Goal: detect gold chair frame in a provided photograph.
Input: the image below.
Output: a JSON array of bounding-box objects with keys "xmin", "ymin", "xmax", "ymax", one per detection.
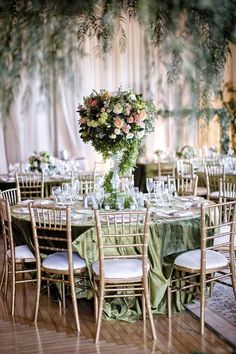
[
  {"xmin": 0, "ymin": 198, "xmax": 36, "ymax": 316},
  {"xmin": 29, "ymin": 204, "xmax": 87, "ymax": 332},
  {"xmin": 167, "ymin": 200, "xmax": 236, "ymax": 334},
  {"xmin": 93, "ymin": 208, "xmax": 157, "ymax": 343},
  {"xmin": 16, "ymin": 172, "xmax": 44, "ymax": 202}
]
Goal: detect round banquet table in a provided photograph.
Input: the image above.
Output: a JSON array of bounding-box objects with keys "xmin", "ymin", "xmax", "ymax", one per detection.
[{"xmin": 11, "ymin": 198, "xmax": 202, "ymax": 321}]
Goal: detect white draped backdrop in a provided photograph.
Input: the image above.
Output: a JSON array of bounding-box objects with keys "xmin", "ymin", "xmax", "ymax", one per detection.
[{"xmin": 0, "ymin": 20, "xmax": 236, "ymax": 174}]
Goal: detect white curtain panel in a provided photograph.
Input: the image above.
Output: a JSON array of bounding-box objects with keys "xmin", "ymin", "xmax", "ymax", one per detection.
[{"xmin": 0, "ymin": 20, "xmax": 235, "ymax": 174}]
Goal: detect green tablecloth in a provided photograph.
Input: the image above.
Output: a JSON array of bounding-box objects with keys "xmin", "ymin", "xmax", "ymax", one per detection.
[
  {"xmin": 196, "ymin": 171, "xmax": 236, "ymax": 187},
  {"xmin": 0, "ymin": 178, "xmax": 71, "ymax": 198},
  {"xmin": 12, "ymin": 211, "xmax": 201, "ymax": 320}
]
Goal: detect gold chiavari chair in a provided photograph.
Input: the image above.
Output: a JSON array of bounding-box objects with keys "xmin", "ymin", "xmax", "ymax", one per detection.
[
  {"xmin": 0, "ymin": 198, "xmax": 36, "ymax": 316},
  {"xmin": 156, "ymin": 160, "xmax": 176, "ymax": 182},
  {"xmin": 78, "ymin": 179, "xmax": 95, "ymax": 194},
  {"xmin": 92, "ymin": 208, "xmax": 157, "ymax": 343},
  {"xmin": 29, "ymin": 204, "xmax": 87, "ymax": 332},
  {"xmin": 15, "ymin": 172, "xmax": 44, "ymax": 202},
  {"xmin": 219, "ymin": 178, "xmax": 236, "ymax": 203},
  {"xmin": 176, "ymin": 160, "xmax": 194, "ymax": 178},
  {"xmin": 0, "ymin": 188, "xmax": 18, "ymax": 205},
  {"xmin": 167, "ymin": 175, "xmax": 198, "ymax": 196},
  {"xmin": 205, "ymin": 164, "xmax": 225, "ymax": 201},
  {"xmin": 167, "ymin": 200, "xmax": 236, "ymax": 334},
  {"xmin": 214, "ymin": 179, "xmax": 236, "ymax": 252}
]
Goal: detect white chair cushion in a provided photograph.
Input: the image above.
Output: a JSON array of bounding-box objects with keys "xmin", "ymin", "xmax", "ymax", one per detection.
[
  {"xmin": 174, "ymin": 249, "xmax": 228, "ymax": 270},
  {"xmin": 209, "ymin": 191, "xmax": 220, "ymax": 199},
  {"xmin": 42, "ymin": 251, "xmax": 86, "ymax": 271},
  {"xmin": 92, "ymin": 258, "xmax": 149, "ymax": 279},
  {"xmin": 196, "ymin": 187, "xmax": 207, "ymax": 196},
  {"xmin": 7, "ymin": 245, "xmax": 35, "ymax": 260}
]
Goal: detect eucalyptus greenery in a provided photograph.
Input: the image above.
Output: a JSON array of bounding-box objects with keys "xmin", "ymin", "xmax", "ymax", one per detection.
[
  {"xmin": 157, "ymin": 85, "xmax": 236, "ymax": 154},
  {"xmin": 0, "ymin": 0, "xmax": 236, "ymax": 124}
]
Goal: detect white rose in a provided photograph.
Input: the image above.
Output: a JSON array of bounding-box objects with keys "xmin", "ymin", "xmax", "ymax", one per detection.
[
  {"xmin": 109, "ymin": 134, "xmax": 116, "ymax": 139},
  {"xmin": 129, "ymin": 93, "xmax": 136, "ymax": 101},
  {"xmin": 113, "ymin": 103, "xmax": 123, "ymax": 114},
  {"xmin": 126, "ymin": 133, "xmax": 134, "ymax": 139},
  {"xmin": 136, "ymin": 131, "xmax": 145, "ymax": 138},
  {"xmin": 114, "ymin": 128, "xmax": 121, "ymax": 135}
]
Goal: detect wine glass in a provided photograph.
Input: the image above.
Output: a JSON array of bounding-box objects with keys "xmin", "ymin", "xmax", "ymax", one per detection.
[
  {"xmin": 146, "ymin": 178, "xmax": 154, "ymax": 201},
  {"xmin": 51, "ymin": 186, "xmax": 62, "ymax": 204}
]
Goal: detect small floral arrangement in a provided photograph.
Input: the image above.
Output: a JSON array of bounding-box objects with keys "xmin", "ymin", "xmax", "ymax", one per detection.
[
  {"xmin": 176, "ymin": 145, "xmax": 197, "ymax": 159},
  {"xmin": 77, "ymin": 89, "xmax": 156, "ymax": 189},
  {"xmin": 29, "ymin": 151, "xmax": 54, "ymax": 172}
]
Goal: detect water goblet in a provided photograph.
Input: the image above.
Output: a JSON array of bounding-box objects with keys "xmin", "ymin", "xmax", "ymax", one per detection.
[
  {"xmin": 146, "ymin": 178, "xmax": 154, "ymax": 201},
  {"xmin": 51, "ymin": 186, "xmax": 62, "ymax": 204}
]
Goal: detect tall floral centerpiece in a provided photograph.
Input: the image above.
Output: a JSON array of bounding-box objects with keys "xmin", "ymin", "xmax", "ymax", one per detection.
[{"xmin": 77, "ymin": 89, "xmax": 156, "ymax": 192}]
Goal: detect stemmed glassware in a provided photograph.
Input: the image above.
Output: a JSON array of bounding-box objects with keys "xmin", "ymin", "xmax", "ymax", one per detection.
[
  {"xmin": 146, "ymin": 178, "xmax": 154, "ymax": 201},
  {"xmin": 51, "ymin": 186, "xmax": 62, "ymax": 204}
]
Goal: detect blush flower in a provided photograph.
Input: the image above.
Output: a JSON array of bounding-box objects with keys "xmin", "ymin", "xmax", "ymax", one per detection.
[
  {"xmin": 114, "ymin": 117, "xmax": 124, "ymax": 128},
  {"xmin": 127, "ymin": 116, "xmax": 134, "ymax": 123}
]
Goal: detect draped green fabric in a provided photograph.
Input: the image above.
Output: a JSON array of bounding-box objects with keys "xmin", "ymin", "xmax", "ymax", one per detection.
[{"xmin": 12, "ymin": 213, "xmax": 201, "ymax": 321}]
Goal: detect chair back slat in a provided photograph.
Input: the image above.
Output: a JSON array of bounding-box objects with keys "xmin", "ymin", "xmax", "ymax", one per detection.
[
  {"xmin": 0, "ymin": 188, "xmax": 18, "ymax": 205},
  {"xmin": 201, "ymin": 200, "xmax": 236, "ymax": 254},
  {"xmin": 16, "ymin": 173, "xmax": 44, "ymax": 202},
  {"xmin": 29, "ymin": 204, "xmax": 72, "ymax": 256},
  {"xmin": 94, "ymin": 209, "xmax": 150, "ymax": 275}
]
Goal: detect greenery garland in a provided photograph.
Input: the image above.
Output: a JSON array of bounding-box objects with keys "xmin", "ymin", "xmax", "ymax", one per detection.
[
  {"xmin": 157, "ymin": 85, "xmax": 236, "ymax": 154},
  {"xmin": 0, "ymin": 0, "xmax": 236, "ymax": 120}
]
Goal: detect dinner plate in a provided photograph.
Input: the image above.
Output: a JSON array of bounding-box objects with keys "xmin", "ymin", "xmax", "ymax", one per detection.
[{"xmin": 33, "ymin": 199, "xmax": 54, "ymax": 205}]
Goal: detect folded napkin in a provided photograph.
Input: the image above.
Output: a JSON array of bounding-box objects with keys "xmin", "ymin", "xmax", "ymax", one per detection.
[
  {"xmin": 171, "ymin": 210, "xmax": 194, "ymax": 218},
  {"xmin": 20, "ymin": 199, "xmax": 35, "ymax": 206},
  {"xmin": 151, "ymin": 208, "xmax": 194, "ymax": 218},
  {"xmin": 33, "ymin": 199, "xmax": 54, "ymax": 205},
  {"xmin": 100, "ymin": 215, "xmax": 141, "ymax": 223},
  {"xmin": 12, "ymin": 207, "xmax": 29, "ymax": 214}
]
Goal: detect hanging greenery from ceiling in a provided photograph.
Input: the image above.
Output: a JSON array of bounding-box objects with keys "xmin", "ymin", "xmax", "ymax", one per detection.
[{"xmin": 0, "ymin": 0, "xmax": 236, "ymax": 119}]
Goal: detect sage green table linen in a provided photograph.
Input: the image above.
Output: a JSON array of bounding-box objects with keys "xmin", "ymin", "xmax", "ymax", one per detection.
[{"xmin": 11, "ymin": 211, "xmax": 201, "ymax": 321}]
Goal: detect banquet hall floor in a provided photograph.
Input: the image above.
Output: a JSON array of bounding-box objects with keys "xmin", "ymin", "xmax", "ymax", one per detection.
[{"xmin": 0, "ymin": 240, "xmax": 234, "ymax": 354}]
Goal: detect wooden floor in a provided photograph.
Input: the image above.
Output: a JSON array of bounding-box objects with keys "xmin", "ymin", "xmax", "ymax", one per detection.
[{"xmin": 0, "ymin": 249, "xmax": 235, "ymax": 353}]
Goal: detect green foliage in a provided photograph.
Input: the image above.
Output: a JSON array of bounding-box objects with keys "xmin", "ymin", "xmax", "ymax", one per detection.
[
  {"xmin": 157, "ymin": 84, "xmax": 236, "ymax": 154},
  {"xmin": 0, "ymin": 1, "xmax": 236, "ymax": 118},
  {"xmin": 102, "ymin": 190, "xmax": 134, "ymax": 209}
]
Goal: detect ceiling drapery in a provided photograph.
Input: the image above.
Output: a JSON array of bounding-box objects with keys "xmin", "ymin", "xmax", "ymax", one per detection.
[{"xmin": 0, "ymin": 1, "xmax": 236, "ymax": 172}]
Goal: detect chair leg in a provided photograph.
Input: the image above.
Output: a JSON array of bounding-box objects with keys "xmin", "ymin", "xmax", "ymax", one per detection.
[
  {"xmin": 69, "ymin": 274, "xmax": 80, "ymax": 333},
  {"xmin": 34, "ymin": 271, "xmax": 41, "ymax": 323},
  {"xmin": 142, "ymin": 292, "xmax": 146, "ymax": 329},
  {"xmin": 229, "ymin": 251, "xmax": 236, "ymax": 298},
  {"xmin": 143, "ymin": 278, "xmax": 157, "ymax": 341},
  {"xmin": 93, "ymin": 277, "xmax": 98, "ymax": 323},
  {"xmin": 200, "ymin": 275, "xmax": 206, "ymax": 335},
  {"xmin": 11, "ymin": 264, "xmax": 16, "ymax": 316},
  {"xmin": 0, "ymin": 261, "xmax": 5, "ymax": 292},
  {"xmin": 3, "ymin": 261, "xmax": 9, "ymax": 299},
  {"xmin": 61, "ymin": 275, "xmax": 66, "ymax": 308},
  {"xmin": 95, "ymin": 283, "xmax": 104, "ymax": 344},
  {"xmin": 167, "ymin": 282, "xmax": 172, "ymax": 319}
]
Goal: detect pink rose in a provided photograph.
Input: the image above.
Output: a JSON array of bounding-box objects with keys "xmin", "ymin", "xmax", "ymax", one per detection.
[
  {"xmin": 134, "ymin": 114, "xmax": 141, "ymax": 125},
  {"xmin": 114, "ymin": 117, "xmax": 124, "ymax": 128},
  {"xmin": 127, "ymin": 116, "xmax": 134, "ymax": 123},
  {"xmin": 139, "ymin": 109, "xmax": 147, "ymax": 120},
  {"xmin": 122, "ymin": 124, "xmax": 131, "ymax": 134}
]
